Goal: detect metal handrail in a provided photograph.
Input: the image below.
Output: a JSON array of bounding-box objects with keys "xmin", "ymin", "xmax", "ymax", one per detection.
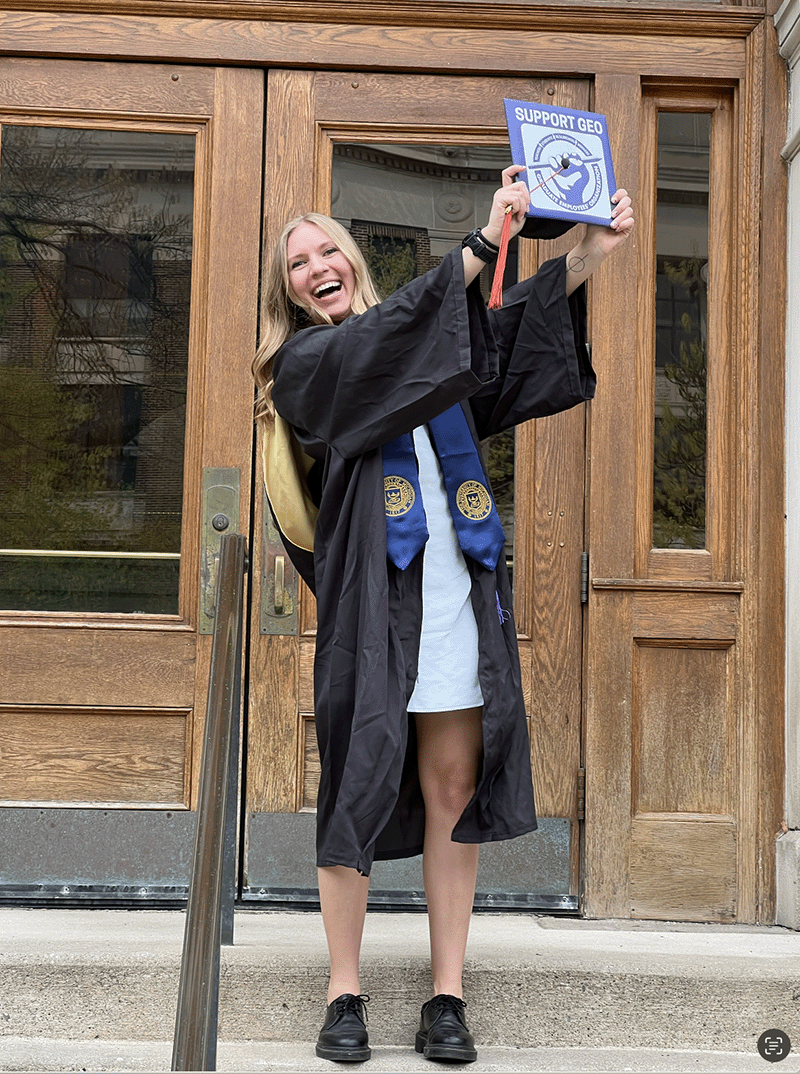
[
  {"xmin": 172, "ymin": 532, "xmax": 247, "ymax": 1072},
  {"xmin": 0, "ymin": 549, "xmax": 180, "ymax": 558}
]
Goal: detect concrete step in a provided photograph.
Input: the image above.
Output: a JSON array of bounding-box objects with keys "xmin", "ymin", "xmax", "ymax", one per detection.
[
  {"xmin": 1, "ymin": 908, "xmax": 798, "ymax": 1071},
  {"xmin": 0, "ymin": 1038, "xmax": 779, "ymax": 1072}
]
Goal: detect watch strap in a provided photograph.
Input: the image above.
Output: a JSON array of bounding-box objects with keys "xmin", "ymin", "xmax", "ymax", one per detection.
[{"xmin": 461, "ymin": 228, "xmax": 498, "ymax": 264}]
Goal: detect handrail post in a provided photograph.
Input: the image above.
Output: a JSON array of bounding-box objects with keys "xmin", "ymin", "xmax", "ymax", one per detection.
[
  {"xmin": 220, "ymin": 646, "xmax": 241, "ymax": 949},
  {"xmin": 172, "ymin": 532, "xmax": 247, "ymax": 1072}
]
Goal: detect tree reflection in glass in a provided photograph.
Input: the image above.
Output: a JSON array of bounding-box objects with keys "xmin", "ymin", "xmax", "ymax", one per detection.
[
  {"xmin": 652, "ymin": 113, "xmax": 710, "ymax": 550},
  {"xmin": 0, "ymin": 126, "xmax": 194, "ymax": 612}
]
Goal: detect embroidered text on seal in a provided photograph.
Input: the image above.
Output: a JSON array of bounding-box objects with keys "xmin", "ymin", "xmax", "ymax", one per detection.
[
  {"xmin": 384, "ymin": 476, "xmax": 415, "ymax": 516},
  {"xmin": 456, "ymin": 480, "xmax": 493, "ymax": 521}
]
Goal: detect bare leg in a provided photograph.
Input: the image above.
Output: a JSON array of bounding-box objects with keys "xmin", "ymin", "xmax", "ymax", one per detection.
[
  {"xmin": 415, "ymin": 707, "xmax": 483, "ymax": 998},
  {"xmin": 318, "ymin": 865, "xmax": 370, "ymax": 1003}
]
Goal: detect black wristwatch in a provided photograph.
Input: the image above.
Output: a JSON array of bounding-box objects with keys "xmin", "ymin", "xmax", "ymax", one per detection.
[{"xmin": 461, "ymin": 228, "xmax": 499, "ymax": 264}]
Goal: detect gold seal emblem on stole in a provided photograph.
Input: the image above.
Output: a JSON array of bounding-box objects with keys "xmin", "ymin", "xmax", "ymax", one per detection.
[
  {"xmin": 384, "ymin": 476, "xmax": 415, "ymax": 517},
  {"xmin": 456, "ymin": 480, "xmax": 493, "ymax": 521}
]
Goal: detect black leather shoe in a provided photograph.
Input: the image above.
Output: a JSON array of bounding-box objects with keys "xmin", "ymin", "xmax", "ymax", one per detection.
[
  {"xmin": 415, "ymin": 993, "xmax": 477, "ymax": 1062},
  {"xmin": 315, "ymin": 993, "xmax": 371, "ymax": 1062}
]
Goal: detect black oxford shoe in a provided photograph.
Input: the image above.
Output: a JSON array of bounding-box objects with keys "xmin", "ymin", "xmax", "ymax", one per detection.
[
  {"xmin": 415, "ymin": 993, "xmax": 477, "ymax": 1062},
  {"xmin": 315, "ymin": 993, "xmax": 371, "ymax": 1062}
]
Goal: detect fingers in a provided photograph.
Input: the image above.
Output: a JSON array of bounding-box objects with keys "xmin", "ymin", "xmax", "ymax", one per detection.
[
  {"xmin": 502, "ymin": 163, "xmax": 527, "ymax": 187},
  {"xmin": 582, "ymin": 186, "xmax": 634, "ymax": 261},
  {"xmin": 495, "ymin": 167, "xmax": 530, "ymax": 223},
  {"xmin": 501, "ymin": 187, "xmax": 531, "ymax": 222},
  {"xmin": 610, "ymin": 188, "xmax": 634, "ymax": 233},
  {"xmin": 490, "ymin": 170, "xmax": 635, "ymax": 248}
]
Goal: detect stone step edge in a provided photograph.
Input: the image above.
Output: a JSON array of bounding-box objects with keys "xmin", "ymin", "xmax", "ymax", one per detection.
[{"xmin": 0, "ymin": 1038, "xmax": 774, "ymax": 1074}]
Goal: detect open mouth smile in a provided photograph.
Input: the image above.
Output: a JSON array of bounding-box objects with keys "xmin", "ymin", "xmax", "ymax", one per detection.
[{"xmin": 313, "ymin": 280, "xmax": 342, "ymax": 298}]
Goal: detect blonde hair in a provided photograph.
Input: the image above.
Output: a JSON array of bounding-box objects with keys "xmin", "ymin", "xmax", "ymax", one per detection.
[{"xmin": 252, "ymin": 213, "xmax": 381, "ymax": 423}]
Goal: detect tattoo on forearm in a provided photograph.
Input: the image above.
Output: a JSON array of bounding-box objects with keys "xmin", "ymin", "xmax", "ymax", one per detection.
[{"xmin": 567, "ymin": 254, "xmax": 587, "ymax": 274}]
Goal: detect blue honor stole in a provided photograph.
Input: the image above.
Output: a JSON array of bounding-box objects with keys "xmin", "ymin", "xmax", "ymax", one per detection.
[{"xmin": 381, "ymin": 404, "xmax": 506, "ymax": 571}]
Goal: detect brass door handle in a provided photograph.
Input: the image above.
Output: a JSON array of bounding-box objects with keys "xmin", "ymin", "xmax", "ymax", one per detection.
[
  {"xmin": 274, "ymin": 555, "xmax": 285, "ymax": 615},
  {"xmin": 200, "ymin": 468, "xmax": 240, "ymax": 635},
  {"xmin": 261, "ymin": 490, "xmax": 298, "ymax": 634}
]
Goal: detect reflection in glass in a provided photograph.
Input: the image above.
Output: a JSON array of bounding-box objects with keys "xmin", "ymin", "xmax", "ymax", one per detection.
[
  {"xmin": 331, "ymin": 144, "xmax": 517, "ymax": 576},
  {"xmin": 653, "ymin": 113, "xmax": 710, "ymax": 549},
  {"xmin": 0, "ymin": 126, "xmax": 194, "ymax": 612}
]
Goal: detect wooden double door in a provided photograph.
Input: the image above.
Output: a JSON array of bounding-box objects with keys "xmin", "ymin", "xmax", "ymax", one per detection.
[{"xmin": 0, "ymin": 57, "xmax": 774, "ymax": 922}]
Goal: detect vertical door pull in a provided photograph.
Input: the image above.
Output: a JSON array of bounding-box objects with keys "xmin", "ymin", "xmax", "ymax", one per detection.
[
  {"xmin": 261, "ymin": 490, "xmax": 298, "ymax": 635},
  {"xmin": 274, "ymin": 555, "xmax": 285, "ymax": 615},
  {"xmin": 200, "ymin": 468, "xmax": 241, "ymax": 635}
]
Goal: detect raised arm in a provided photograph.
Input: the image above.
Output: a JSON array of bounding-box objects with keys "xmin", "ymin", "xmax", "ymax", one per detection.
[
  {"xmin": 563, "ymin": 189, "xmax": 634, "ymax": 295},
  {"xmin": 462, "ymin": 164, "xmax": 634, "ymax": 294},
  {"xmin": 272, "ymin": 249, "xmax": 498, "ymax": 459},
  {"xmin": 460, "ymin": 165, "xmax": 532, "ymax": 286}
]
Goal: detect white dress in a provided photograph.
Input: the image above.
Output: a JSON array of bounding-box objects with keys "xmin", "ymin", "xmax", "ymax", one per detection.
[{"xmin": 406, "ymin": 424, "xmax": 484, "ymax": 713}]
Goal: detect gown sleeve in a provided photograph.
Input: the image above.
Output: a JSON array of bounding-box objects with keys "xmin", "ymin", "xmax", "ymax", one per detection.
[
  {"xmin": 468, "ymin": 254, "xmax": 595, "ymax": 440},
  {"xmin": 271, "ymin": 248, "xmax": 498, "ymax": 460}
]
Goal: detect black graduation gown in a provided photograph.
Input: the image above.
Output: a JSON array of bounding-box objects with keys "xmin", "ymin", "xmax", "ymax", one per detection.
[{"xmin": 271, "ymin": 248, "xmax": 593, "ymax": 876}]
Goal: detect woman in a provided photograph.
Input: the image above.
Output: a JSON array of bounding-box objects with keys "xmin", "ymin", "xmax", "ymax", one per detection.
[{"xmin": 253, "ymin": 165, "xmax": 633, "ymax": 1064}]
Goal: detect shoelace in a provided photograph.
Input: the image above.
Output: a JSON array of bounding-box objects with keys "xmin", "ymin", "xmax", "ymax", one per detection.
[
  {"xmin": 427, "ymin": 993, "xmax": 466, "ymax": 1018},
  {"xmin": 334, "ymin": 993, "xmax": 370, "ymax": 1023}
]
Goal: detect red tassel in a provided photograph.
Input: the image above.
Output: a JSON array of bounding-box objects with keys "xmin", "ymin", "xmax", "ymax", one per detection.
[
  {"xmin": 488, "ymin": 159, "xmax": 571, "ymax": 309},
  {"xmin": 488, "ymin": 209, "xmax": 513, "ymax": 310}
]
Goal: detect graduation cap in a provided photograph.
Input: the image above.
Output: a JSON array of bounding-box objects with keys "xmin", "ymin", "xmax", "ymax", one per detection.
[{"xmin": 518, "ymin": 216, "xmax": 575, "ymax": 241}]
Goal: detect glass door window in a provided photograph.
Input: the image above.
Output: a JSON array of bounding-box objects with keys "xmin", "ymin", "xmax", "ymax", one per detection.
[
  {"xmin": 652, "ymin": 113, "xmax": 710, "ymax": 551},
  {"xmin": 0, "ymin": 126, "xmax": 195, "ymax": 614}
]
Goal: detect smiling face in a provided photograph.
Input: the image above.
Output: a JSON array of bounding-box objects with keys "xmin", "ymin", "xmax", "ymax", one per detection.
[{"xmin": 286, "ymin": 220, "xmax": 357, "ymax": 324}]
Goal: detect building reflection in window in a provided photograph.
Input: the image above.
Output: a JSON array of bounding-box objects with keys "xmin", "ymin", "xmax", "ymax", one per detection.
[{"xmin": 0, "ymin": 126, "xmax": 194, "ymax": 612}]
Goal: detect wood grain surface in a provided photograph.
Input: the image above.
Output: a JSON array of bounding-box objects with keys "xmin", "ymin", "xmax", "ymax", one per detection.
[
  {"xmin": 0, "ymin": 706, "xmax": 191, "ymax": 805},
  {"xmin": 0, "ymin": 1, "xmax": 765, "ymax": 36},
  {"xmin": 0, "ymin": 14, "xmax": 748, "ymax": 79}
]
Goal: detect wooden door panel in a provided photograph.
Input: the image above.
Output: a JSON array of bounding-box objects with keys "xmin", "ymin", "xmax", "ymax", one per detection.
[
  {"xmin": 631, "ymin": 590, "xmax": 739, "ymax": 640},
  {"xmin": 247, "ymin": 68, "xmax": 590, "ymax": 903},
  {"xmin": 0, "ymin": 628, "xmax": 195, "ymax": 707},
  {"xmin": 246, "ymin": 633, "xmax": 301, "ymax": 813},
  {"xmin": 629, "ymin": 596, "xmax": 740, "ymax": 921},
  {"xmin": 0, "ymin": 61, "xmax": 262, "ymax": 828},
  {"xmin": 0, "ymin": 12, "xmax": 750, "ymax": 83},
  {"xmin": 583, "ymin": 72, "xmax": 766, "ymax": 922},
  {"xmin": 0, "ymin": 56, "xmax": 217, "ymax": 116},
  {"xmin": 0, "ymin": 706, "xmax": 191, "ymax": 806},
  {"xmin": 629, "ymin": 819, "xmax": 737, "ymax": 921},
  {"xmin": 302, "ymin": 717, "xmax": 321, "ymax": 812},
  {"xmin": 313, "ymin": 73, "xmax": 558, "ymax": 128},
  {"xmin": 633, "ymin": 642, "xmax": 734, "ymax": 817},
  {"xmin": 527, "ymin": 404, "xmax": 586, "ymax": 824}
]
